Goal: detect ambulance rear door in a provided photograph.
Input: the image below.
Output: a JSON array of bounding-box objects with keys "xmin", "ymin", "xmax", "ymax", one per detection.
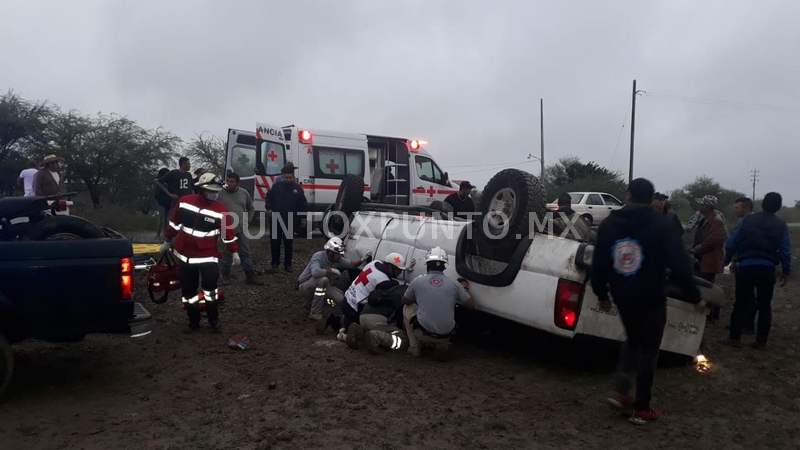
[
  {"xmin": 225, "ymin": 128, "xmax": 259, "ymax": 209},
  {"xmin": 253, "ymin": 123, "xmax": 288, "ymax": 210}
]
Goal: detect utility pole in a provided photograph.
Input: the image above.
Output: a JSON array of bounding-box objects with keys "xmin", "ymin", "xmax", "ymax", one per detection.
[
  {"xmin": 539, "ymin": 98, "xmax": 545, "ymax": 178},
  {"xmin": 628, "ymin": 79, "xmax": 645, "ymax": 184},
  {"xmin": 750, "ymin": 169, "xmax": 759, "ymax": 200}
]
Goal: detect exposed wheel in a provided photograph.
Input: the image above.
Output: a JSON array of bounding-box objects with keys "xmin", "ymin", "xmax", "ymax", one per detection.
[
  {"xmin": 580, "ymin": 214, "xmax": 593, "ymax": 226},
  {"xmin": 322, "ymin": 175, "xmax": 364, "ymax": 238},
  {"xmin": 334, "ymin": 175, "xmax": 364, "ymax": 215},
  {"xmin": 25, "ymin": 216, "xmax": 105, "ymax": 240},
  {"xmin": 0, "ymin": 334, "xmax": 13, "ymax": 399},
  {"xmin": 477, "ymin": 169, "xmax": 545, "ymax": 255}
]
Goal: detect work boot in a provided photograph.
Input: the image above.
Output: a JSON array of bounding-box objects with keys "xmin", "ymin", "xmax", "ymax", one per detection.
[
  {"xmin": 245, "ymin": 271, "xmax": 263, "ymax": 286},
  {"xmin": 183, "ymin": 323, "xmax": 200, "ymax": 334},
  {"xmin": 365, "ymin": 330, "xmax": 408, "ymax": 354},
  {"xmin": 346, "ymin": 323, "xmax": 365, "ymax": 350},
  {"xmin": 209, "ymin": 319, "xmax": 222, "ymax": 334}
]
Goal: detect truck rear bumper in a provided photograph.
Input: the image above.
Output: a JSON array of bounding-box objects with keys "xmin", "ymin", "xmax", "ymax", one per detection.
[{"xmin": 129, "ymin": 302, "xmax": 153, "ymax": 338}]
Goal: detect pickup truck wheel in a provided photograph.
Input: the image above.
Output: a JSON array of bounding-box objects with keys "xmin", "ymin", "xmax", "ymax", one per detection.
[
  {"xmin": 335, "ymin": 174, "xmax": 364, "ymax": 215},
  {"xmin": 0, "ymin": 334, "xmax": 13, "ymax": 399},
  {"xmin": 322, "ymin": 175, "xmax": 364, "ymax": 238},
  {"xmin": 25, "ymin": 216, "xmax": 105, "ymax": 240},
  {"xmin": 477, "ymin": 169, "xmax": 545, "ymax": 255}
]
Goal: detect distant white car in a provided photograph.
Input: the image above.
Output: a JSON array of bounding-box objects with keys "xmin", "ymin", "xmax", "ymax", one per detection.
[{"xmin": 546, "ymin": 192, "xmax": 624, "ymax": 225}]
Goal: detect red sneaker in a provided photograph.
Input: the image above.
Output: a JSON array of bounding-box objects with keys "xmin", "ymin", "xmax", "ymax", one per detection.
[
  {"xmin": 606, "ymin": 392, "xmax": 633, "ymax": 410},
  {"xmin": 629, "ymin": 408, "xmax": 661, "ymax": 425}
]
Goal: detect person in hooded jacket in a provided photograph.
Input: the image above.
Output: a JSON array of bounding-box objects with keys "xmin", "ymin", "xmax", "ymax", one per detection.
[{"xmin": 592, "ymin": 178, "xmax": 703, "ymax": 426}]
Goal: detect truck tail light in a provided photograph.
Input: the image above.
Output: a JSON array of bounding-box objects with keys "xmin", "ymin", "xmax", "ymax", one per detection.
[
  {"xmin": 299, "ymin": 129, "xmax": 313, "ymax": 144},
  {"xmin": 554, "ymin": 279, "xmax": 583, "ymax": 330},
  {"xmin": 121, "ymin": 257, "xmax": 133, "ymax": 300}
]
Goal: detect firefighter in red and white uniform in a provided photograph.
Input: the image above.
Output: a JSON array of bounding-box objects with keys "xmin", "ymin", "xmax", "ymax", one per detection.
[{"xmin": 164, "ymin": 172, "xmax": 239, "ymax": 331}]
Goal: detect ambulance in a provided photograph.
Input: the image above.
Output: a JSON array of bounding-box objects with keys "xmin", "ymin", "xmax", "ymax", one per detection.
[{"xmin": 223, "ymin": 123, "xmax": 460, "ymax": 218}]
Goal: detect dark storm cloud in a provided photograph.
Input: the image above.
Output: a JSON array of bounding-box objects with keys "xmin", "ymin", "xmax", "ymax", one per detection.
[{"xmin": 1, "ymin": 0, "xmax": 798, "ymax": 201}]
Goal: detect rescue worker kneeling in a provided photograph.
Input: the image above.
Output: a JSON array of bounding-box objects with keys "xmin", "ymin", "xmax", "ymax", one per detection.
[
  {"xmin": 297, "ymin": 237, "xmax": 369, "ymax": 321},
  {"xmin": 164, "ymin": 173, "xmax": 239, "ymax": 332},
  {"xmin": 402, "ymin": 247, "xmax": 475, "ymax": 359},
  {"xmin": 345, "ymin": 277, "xmax": 408, "ymax": 353},
  {"xmin": 338, "ymin": 253, "xmax": 408, "ymax": 342}
]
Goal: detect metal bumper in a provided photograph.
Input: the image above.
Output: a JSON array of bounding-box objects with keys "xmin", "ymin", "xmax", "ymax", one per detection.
[{"xmin": 129, "ymin": 302, "xmax": 153, "ymax": 338}]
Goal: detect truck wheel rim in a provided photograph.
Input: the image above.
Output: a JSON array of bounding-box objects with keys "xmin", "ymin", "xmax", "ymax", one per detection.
[{"xmin": 487, "ymin": 188, "xmax": 516, "ymax": 232}]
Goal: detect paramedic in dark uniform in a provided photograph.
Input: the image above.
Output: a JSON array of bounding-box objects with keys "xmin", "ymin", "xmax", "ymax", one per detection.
[
  {"xmin": 164, "ymin": 173, "xmax": 240, "ymax": 332},
  {"xmin": 591, "ymin": 178, "xmax": 703, "ymax": 425},
  {"xmin": 444, "ymin": 181, "xmax": 476, "ymax": 219},
  {"xmin": 265, "ymin": 163, "xmax": 307, "ymax": 272}
]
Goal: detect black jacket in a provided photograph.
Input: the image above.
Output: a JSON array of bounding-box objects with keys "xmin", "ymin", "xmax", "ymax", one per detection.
[
  {"xmin": 265, "ymin": 181, "xmax": 307, "ymax": 215},
  {"xmin": 362, "ymin": 281, "xmax": 406, "ymax": 323},
  {"xmin": 591, "ymin": 205, "xmax": 700, "ymax": 307},
  {"xmin": 444, "ymin": 193, "xmax": 475, "ymax": 218},
  {"xmin": 733, "ymin": 211, "xmax": 788, "ymax": 265}
]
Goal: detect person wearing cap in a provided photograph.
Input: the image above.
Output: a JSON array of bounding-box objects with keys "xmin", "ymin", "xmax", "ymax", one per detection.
[
  {"xmin": 444, "ymin": 181, "xmax": 476, "ymax": 219},
  {"xmin": 338, "ymin": 253, "xmax": 410, "ymax": 341},
  {"xmin": 402, "ymin": 247, "xmax": 475, "ymax": 359},
  {"xmin": 265, "ymin": 162, "xmax": 307, "ymax": 272},
  {"xmin": 592, "ymin": 178, "xmax": 702, "ymax": 425},
  {"xmin": 33, "ymin": 154, "xmax": 65, "ymax": 197},
  {"xmin": 651, "ymin": 192, "xmax": 684, "ymax": 237},
  {"xmin": 298, "ymin": 236, "xmax": 370, "ymax": 321},
  {"xmin": 551, "ymin": 192, "xmax": 595, "ymax": 242},
  {"xmin": 724, "ymin": 192, "xmax": 792, "ymax": 348},
  {"xmin": 164, "ymin": 172, "xmax": 240, "ymax": 332}
]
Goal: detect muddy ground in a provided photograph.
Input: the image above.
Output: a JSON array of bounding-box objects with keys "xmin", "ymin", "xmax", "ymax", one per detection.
[{"xmin": 1, "ymin": 234, "xmax": 799, "ymax": 449}]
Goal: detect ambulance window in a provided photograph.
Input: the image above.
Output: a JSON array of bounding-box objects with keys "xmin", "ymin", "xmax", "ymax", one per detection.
[
  {"xmin": 415, "ymin": 156, "xmax": 445, "ymax": 185},
  {"xmin": 314, "ymin": 147, "xmax": 364, "ymax": 179},
  {"xmin": 260, "ymin": 141, "xmax": 286, "ymax": 176},
  {"xmin": 230, "ymin": 146, "xmax": 256, "ymax": 178}
]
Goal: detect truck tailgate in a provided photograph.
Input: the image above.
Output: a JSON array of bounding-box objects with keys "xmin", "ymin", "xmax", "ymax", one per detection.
[
  {"xmin": 576, "ymin": 289, "xmax": 707, "ymax": 357},
  {"xmin": 0, "ymin": 238, "xmax": 136, "ymax": 339}
]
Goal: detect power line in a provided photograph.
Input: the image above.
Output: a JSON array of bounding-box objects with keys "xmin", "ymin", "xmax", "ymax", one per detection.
[{"xmin": 646, "ymin": 91, "xmax": 800, "ymax": 114}]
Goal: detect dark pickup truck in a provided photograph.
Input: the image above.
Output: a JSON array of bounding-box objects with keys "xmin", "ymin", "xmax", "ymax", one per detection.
[{"xmin": 0, "ymin": 238, "xmax": 152, "ymax": 397}]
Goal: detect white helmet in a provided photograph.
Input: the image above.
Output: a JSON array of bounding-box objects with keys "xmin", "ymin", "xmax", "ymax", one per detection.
[
  {"xmin": 382, "ymin": 252, "xmax": 406, "ymax": 270},
  {"xmin": 425, "ymin": 247, "xmax": 448, "ymax": 264},
  {"xmin": 324, "ymin": 237, "xmax": 345, "ymax": 254},
  {"xmin": 195, "ymin": 172, "xmax": 223, "ymax": 192}
]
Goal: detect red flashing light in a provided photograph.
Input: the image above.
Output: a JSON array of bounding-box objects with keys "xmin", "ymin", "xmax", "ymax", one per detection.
[
  {"xmin": 554, "ymin": 279, "xmax": 583, "ymax": 330},
  {"xmin": 120, "ymin": 257, "xmax": 133, "ymax": 300},
  {"xmin": 410, "ymin": 140, "xmax": 420, "ymax": 151},
  {"xmin": 299, "ymin": 129, "xmax": 313, "ymax": 144}
]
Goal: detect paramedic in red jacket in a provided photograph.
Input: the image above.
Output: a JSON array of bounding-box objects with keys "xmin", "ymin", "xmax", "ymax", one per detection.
[{"xmin": 164, "ymin": 172, "xmax": 240, "ymax": 332}]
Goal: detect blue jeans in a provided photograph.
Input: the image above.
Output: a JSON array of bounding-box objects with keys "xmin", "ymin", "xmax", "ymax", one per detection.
[{"xmin": 220, "ymin": 231, "xmax": 254, "ymax": 274}]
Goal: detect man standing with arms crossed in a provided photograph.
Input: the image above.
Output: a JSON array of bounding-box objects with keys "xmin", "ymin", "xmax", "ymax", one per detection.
[
  {"xmin": 219, "ymin": 172, "xmax": 262, "ymax": 286},
  {"xmin": 592, "ymin": 178, "xmax": 703, "ymax": 425}
]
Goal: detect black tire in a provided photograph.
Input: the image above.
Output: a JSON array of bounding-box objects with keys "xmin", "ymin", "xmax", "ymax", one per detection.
[
  {"xmin": 335, "ymin": 175, "xmax": 364, "ymax": 215},
  {"xmin": 478, "ymin": 169, "xmax": 545, "ymax": 253},
  {"xmin": 580, "ymin": 214, "xmax": 593, "ymax": 226},
  {"xmin": 322, "ymin": 175, "xmax": 364, "ymax": 238},
  {"xmin": 25, "ymin": 216, "xmax": 105, "ymax": 240},
  {"xmin": 0, "ymin": 334, "xmax": 13, "ymax": 399}
]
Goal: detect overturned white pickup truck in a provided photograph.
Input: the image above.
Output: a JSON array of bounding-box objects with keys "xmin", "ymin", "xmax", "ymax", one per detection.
[{"xmin": 333, "ymin": 169, "xmax": 719, "ymax": 358}]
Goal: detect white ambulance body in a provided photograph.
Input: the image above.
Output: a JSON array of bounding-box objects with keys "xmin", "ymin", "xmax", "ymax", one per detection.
[{"xmin": 224, "ymin": 124, "xmax": 460, "ymax": 216}]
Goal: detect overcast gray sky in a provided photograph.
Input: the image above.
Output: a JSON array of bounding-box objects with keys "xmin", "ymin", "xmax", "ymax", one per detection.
[{"xmin": 2, "ymin": 0, "xmax": 798, "ymax": 201}]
